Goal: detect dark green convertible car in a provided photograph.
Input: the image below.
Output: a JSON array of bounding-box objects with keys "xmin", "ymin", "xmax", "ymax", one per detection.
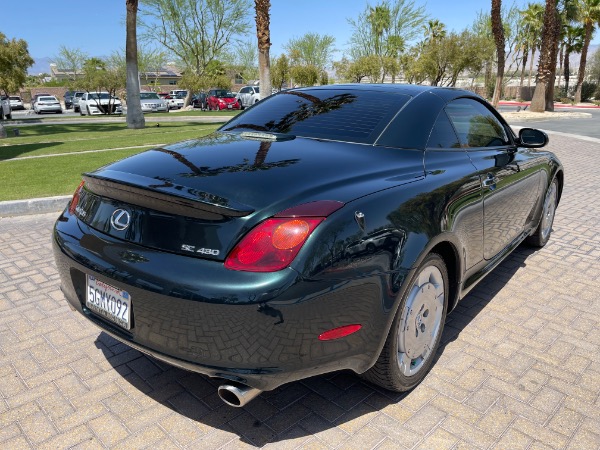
[{"xmin": 53, "ymin": 84, "xmax": 563, "ymax": 407}]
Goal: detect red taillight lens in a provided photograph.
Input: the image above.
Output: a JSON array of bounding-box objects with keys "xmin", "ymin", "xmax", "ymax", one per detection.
[
  {"xmin": 68, "ymin": 181, "xmax": 85, "ymax": 215},
  {"xmin": 225, "ymin": 217, "xmax": 324, "ymax": 272}
]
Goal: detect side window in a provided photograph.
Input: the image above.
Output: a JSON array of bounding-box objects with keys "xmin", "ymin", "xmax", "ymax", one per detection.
[
  {"xmin": 445, "ymin": 98, "xmax": 509, "ymax": 148},
  {"xmin": 427, "ymin": 111, "xmax": 461, "ymax": 149}
]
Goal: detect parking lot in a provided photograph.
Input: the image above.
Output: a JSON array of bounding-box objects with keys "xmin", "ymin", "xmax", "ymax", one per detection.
[{"xmin": 1, "ymin": 131, "xmax": 599, "ymax": 449}]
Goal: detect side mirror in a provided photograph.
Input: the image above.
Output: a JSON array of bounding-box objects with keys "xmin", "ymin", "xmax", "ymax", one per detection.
[{"xmin": 518, "ymin": 128, "xmax": 548, "ymax": 148}]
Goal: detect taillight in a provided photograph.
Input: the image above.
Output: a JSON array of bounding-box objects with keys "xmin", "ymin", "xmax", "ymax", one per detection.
[
  {"xmin": 224, "ymin": 200, "xmax": 345, "ymax": 272},
  {"xmin": 225, "ymin": 218, "xmax": 323, "ymax": 272},
  {"xmin": 68, "ymin": 181, "xmax": 85, "ymax": 215}
]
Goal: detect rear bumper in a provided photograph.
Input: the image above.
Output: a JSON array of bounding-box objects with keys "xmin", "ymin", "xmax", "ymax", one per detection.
[{"xmin": 52, "ymin": 210, "xmax": 386, "ymax": 391}]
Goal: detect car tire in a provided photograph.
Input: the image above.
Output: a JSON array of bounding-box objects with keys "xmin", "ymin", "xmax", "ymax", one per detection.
[
  {"xmin": 526, "ymin": 178, "xmax": 558, "ymax": 248},
  {"xmin": 361, "ymin": 252, "xmax": 448, "ymax": 392},
  {"xmin": 6, "ymin": 111, "xmax": 11, "ymax": 120}
]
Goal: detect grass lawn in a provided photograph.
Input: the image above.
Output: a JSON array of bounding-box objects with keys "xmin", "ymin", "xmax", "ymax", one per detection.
[
  {"xmin": 7, "ymin": 109, "xmax": 240, "ymax": 121},
  {"xmin": 0, "ymin": 121, "xmax": 219, "ymax": 201}
]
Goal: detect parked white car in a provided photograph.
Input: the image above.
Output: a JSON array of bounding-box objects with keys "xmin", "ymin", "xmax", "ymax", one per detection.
[
  {"xmin": 34, "ymin": 96, "xmax": 63, "ymax": 114},
  {"xmin": 79, "ymin": 92, "xmax": 123, "ymax": 115},
  {"xmin": 0, "ymin": 96, "xmax": 12, "ymax": 120},
  {"xmin": 139, "ymin": 92, "xmax": 168, "ymax": 113},
  {"xmin": 9, "ymin": 96, "xmax": 25, "ymax": 110},
  {"xmin": 236, "ymin": 86, "xmax": 261, "ymax": 109},
  {"xmin": 166, "ymin": 94, "xmax": 185, "ymax": 110}
]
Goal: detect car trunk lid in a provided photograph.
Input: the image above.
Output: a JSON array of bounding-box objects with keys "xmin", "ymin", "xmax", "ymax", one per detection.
[{"xmin": 73, "ymin": 132, "xmax": 424, "ymax": 261}]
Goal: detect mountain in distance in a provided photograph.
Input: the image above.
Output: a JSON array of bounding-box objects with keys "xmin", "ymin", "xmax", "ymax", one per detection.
[{"xmin": 29, "ymin": 57, "xmax": 54, "ymax": 75}]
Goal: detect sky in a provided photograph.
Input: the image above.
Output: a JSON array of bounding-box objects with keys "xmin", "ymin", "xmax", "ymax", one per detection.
[{"xmin": 3, "ymin": 0, "xmax": 599, "ymax": 74}]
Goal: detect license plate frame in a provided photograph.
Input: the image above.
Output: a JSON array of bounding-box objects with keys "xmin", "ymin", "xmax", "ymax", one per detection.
[{"xmin": 86, "ymin": 275, "xmax": 132, "ymax": 330}]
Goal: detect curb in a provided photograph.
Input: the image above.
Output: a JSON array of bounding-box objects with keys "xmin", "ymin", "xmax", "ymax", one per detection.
[{"xmin": 0, "ymin": 195, "xmax": 70, "ymax": 218}]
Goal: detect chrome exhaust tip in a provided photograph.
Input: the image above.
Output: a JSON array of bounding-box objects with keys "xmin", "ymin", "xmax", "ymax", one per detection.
[{"xmin": 217, "ymin": 383, "xmax": 262, "ymax": 407}]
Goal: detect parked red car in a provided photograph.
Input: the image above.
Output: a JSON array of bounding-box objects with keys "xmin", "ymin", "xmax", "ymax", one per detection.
[{"xmin": 206, "ymin": 89, "xmax": 240, "ymax": 110}]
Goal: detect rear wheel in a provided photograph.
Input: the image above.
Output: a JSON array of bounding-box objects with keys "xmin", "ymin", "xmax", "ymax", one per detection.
[
  {"xmin": 526, "ymin": 178, "xmax": 558, "ymax": 248},
  {"xmin": 362, "ymin": 253, "xmax": 448, "ymax": 392}
]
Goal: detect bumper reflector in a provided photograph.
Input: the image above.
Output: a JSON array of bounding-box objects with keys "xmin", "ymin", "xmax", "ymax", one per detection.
[{"xmin": 318, "ymin": 324, "xmax": 362, "ymax": 341}]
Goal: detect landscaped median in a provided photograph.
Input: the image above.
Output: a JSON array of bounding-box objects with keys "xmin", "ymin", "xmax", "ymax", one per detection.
[{"xmin": 0, "ymin": 121, "xmax": 221, "ymax": 201}]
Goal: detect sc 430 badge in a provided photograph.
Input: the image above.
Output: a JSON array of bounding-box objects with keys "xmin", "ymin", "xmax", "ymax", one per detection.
[{"xmin": 181, "ymin": 244, "xmax": 220, "ymax": 256}]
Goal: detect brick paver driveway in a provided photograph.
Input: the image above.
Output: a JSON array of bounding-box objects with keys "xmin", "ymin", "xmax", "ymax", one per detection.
[{"xmin": 1, "ymin": 133, "xmax": 599, "ymax": 449}]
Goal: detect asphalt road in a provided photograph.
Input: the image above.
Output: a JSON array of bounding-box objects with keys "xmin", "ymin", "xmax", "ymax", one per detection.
[{"xmin": 498, "ymin": 106, "xmax": 600, "ymax": 139}]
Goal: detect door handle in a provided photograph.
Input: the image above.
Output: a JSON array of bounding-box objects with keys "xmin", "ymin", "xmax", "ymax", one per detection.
[{"xmin": 483, "ymin": 173, "xmax": 498, "ymax": 189}]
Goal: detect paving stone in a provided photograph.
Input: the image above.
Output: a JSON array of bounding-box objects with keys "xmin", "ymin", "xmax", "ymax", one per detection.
[{"xmin": 1, "ymin": 131, "xmax": 599, "ymax": 448}]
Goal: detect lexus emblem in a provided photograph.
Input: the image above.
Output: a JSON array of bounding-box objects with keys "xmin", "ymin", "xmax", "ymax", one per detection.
[{"xmin": 110, "ymin": 209, "xmax": 131, "ymax": 231}]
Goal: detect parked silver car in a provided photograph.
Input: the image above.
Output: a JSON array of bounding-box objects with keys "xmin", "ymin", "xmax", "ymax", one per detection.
[
  {"xmin": 0, "ymin": 96, "xmax": 12, "ymax": 120},
  {"xmin": 236, "ymin": 85, "xmax": 261, "ymax": 109},
  {"xmin": 139, "ymin": 92, "xmax": 169, "ymax": 113},
  {"xmin": 72, "ymin": 92, "xmax": 85, "ymax": 112},
  {"xmin": 33, "ymin": 96, "xmax": 63, "ymax": 114}
]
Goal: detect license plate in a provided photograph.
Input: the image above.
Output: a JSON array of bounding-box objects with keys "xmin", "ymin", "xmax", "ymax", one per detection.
[
  {"xmin": 227, "ymin": 104, "xmax": 232, "ymax": 109},
  {"xmin": 86, "ymin": 275, "xmax": 131, "ymax": 330}
]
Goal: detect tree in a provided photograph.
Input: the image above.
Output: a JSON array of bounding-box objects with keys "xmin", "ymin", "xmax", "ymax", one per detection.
[
  {"xmin": 423, "ymin": 19, "xmax": 447, "ymax": 41},
  {"xmin": 284, "ymin": 33, "xmax": 336, "ymax": 72},
  {"xmin": 0, "ymin": 33, "xmax": 34, "ymax": 137},
  {"xmin": 518, "ymin": 3, "xmax": 545, "ymax": 92},
  {"xmin": 333, "ymin": 55, "xmax": 381, "ymax": 83},
  {"xmin": 126, "ymin": 0, "xmax": 144, "ymax": 129},
  {"xmin": 255, "ymin": 0, "xmax": 271, "ymax": 99},
  {"xmin": 290, "ymin": 64, "xmax": 319, "ymax": 86},
  {"xmin": 52, "ymin": 46, "xmax": 88, "ymax": 81},
  {"xmin": 561, "ymin": 24, "xmax": 585, "ymax": 93},
  {"xmin": 271, "ymin": 54, "xmax": 290, "ymax": 90},
  {"xmin": 80, "ymin": 58, "xmax": 125, "ymax": 114},
  {"xmin": 573, "ymin": 0, "xmax": 600, "ymax": 103},
  {"xmin": 228, "ymin": 40, "xmax": 259, "ymax": 85},
  {"xmin": 348, "ymin": 0, "xmax": 426, "ymax": 82},
  {"xmin": 140, "ymin": 0, "xmax": 251, "ymax": 105},
  {"xmin": 531, "ymin": 0, "xmax": 560, "ymax": 112},
  {"xmin": 491, "ymin": 0, "xmax": 506, "ymax": 107}
]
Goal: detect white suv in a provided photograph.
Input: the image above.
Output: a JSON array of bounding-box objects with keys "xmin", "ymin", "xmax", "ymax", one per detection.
[{"xmin": 236, "ymin": 86, "xmax": 261, "ymax": 109}]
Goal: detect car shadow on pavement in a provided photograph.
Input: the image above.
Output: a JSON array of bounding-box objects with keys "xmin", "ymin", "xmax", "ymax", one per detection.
[{"xmin": 94, "ymin": 244, "xmax": 538, "ymax": 447}]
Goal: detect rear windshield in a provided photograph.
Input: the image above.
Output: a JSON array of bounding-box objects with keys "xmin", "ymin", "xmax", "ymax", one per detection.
[
  {"xmin": 213, "ymin": 90, "xmax": 236, "ymax": 98},
  {"xmin": 222, "ymin": 88, "xmax": 410, "ymax": 144},
  {"xmin": 39, "ymin": 96, "xmax": 57, "ymax": 102},
  {"xmin": 88, "ymin": 93, "xmax": 111, "ymax": 100},
  {"xmin": 140, "ymin": 93, "xmax": 160, "ymax": 100}
]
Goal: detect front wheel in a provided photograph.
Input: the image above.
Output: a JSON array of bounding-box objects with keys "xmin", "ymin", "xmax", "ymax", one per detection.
[
  {"xmin": 526, "ymin": 178, "xmax": 558, "ymax": 248},
  {"xmin": 362, "ymin": 253, "xmax": 448, "ymax": 392}
]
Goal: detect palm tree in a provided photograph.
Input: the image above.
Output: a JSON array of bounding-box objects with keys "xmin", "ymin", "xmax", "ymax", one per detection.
[
  {"xmin": 519, "ymin": 3, "xmax": 545, "ymax": 92},
  {"xmin": 531, "ymin": 0, "xmax": 560, "ymax": 112},
  {"xmin": 491, "ymin": 0, "xmax": 505, "ymax": 107},
  {"xmin": 255, "ymin": 0, "xmax": 271, "ymax": 99},
  {"xmin": 560, "ymin": 24, "xmax": 585, "ymax": 93},
  {"xmin": 547, "ymin": 0, "xmax": 580, "ymax": 109},
  {"xmin": 423, "ymin": 19, "xmax": 446, "ymax": 42},
  {"xmin": 126, "ymin": 0, "xmax": 144, "ymax": 129},
  {"xmin": 573, "ymin": 0, "xmax": 600, "ymax": 103},
  {"xmin": 368, "ymin": 4, "xmax": 392, "ymax": 56}
]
